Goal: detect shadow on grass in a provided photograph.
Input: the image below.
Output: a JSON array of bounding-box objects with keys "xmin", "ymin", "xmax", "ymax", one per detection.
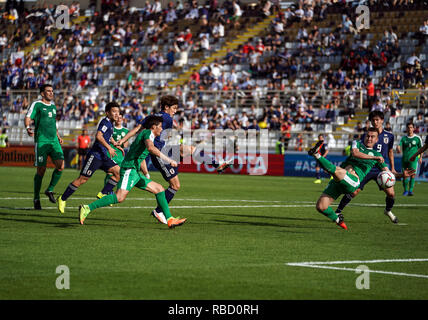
[
  {"xmin": 211, "ymin": 218, "xmax": 332, "ymax": 231},
  {"xmin": 200, "ymin": 211, "xmax": 327, "ymax": 223}
]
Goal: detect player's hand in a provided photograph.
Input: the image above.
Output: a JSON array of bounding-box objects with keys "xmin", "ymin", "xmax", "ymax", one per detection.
[
  {"xmin": 170, "ymin": 160, "xmax": 178, "ymax": 167},
  {"xmin": 58, "ymin": 137, "xmax": 63, "ymax": 145},
  {"xmin": 26, "ymin": 127, "xmax": 34, "ymax": 137},
  {"xmin": 403, "ymin": 168, "xmax": 416, "ymax": 178},
  {"xmin": 108, "ymin": 147, "xmax": 117, "ymax": 158},
  {"xmin": 390, "ymin": 168, "xmax": 398, "ymax": 175},
  {"xmin": 375, "ymin": 156, "xmax": 384, "ymax": 163},
  {"xmin": 117, "ymin": 138, "xmax": 126, "ymax": 146},
  {"xmin": 116, "ymin": 145, "xmax": 125, "ymax": 156}
]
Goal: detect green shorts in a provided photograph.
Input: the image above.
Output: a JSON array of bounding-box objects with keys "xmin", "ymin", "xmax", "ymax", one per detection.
[
  {"xmin": 118, "ymin": 167, "xmax": 152, "ymax": 191},
  {"xmin": 322, "ymin": 172, "xmax": 360, "ymax": 200},
  {"xmin": 112, "ymin": 152, "xmax": 124, "ymax": 167},
  {"xmin": 402, "ymin": 160, "xmax": 418, "ymax": 171},
  {"xmin": 35, "ymin": 140, "xmax": 64, "ymax": 167}
]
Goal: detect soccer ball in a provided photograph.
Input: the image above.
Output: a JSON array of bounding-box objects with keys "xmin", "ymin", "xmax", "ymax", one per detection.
[{"xmin": 376, "ymin": 171, "xmax": 396, "ymax": 189}]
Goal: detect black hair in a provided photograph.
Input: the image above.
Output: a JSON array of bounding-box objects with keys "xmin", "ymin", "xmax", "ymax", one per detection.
[
  {"xmin": 368, "ymin": 110, "xmax": 384, "ymax": 121},
  {"xmin": 160, "ymin": 95, "xmax": 179, "ymax": 110},
  {"xmin": 39, "ymin": 83, "xmax": 53, "ymax": 93},
  {"xmin": 367, "ymin": 127, "xmax": 379, "ymax": 135},
  {"xmin": 143, "ymin": 115, "xmax": 163, "ymax": 129},
  {"xmin": 105, "ymin": 101, "xmax": 120, "ymax": 113}
]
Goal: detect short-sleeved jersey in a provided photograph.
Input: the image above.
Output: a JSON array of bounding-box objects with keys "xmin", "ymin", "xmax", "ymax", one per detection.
[
  {"xmin": 111, "ymin": 126, "xmax": 129, "ymax": 152},
  {"xmin": 341, "ymin": 140, "xmax": 387, "ymax": 181},
  {"xmin": 78, "ymin": 135, "xmax": 91, "ymax": 149},
  {"xmin": 361, "ymin": 129, "xmax": 394, "ymax": 162},
  {"xmin": 90, "ymin": 117, "xmax": 114, "ymax": 159},
  {"xmin": 140, "ymin": 111, "xmax": 173, "ymax": 150},
  {"xmin": 400, "ymin": 134, "xmax": 423, "ymax": 162},
  {"xmin": 121, "ymin": 129, "xmax": 155, "ymax": 170},
  {"xmin": 26, "ymin": 100, "xmax": 58, "ymax": 143}
]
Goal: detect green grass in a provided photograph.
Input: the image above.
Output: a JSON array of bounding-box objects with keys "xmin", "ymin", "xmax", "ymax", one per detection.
[{"xmin": 1, "ymin": 167, "xmax": 428, "ymax": 299}]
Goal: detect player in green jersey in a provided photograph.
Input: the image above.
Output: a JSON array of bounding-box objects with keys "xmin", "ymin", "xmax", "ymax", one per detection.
[
  {"xmin": 78, "ymin": 115, "xmax": 187, "ymax": 229},
  {"xmin": 308, "ymin": 127, "xmax": 414, "ymax": 230},
  {"xmin": 24, "ymin": 84, "xmax": 64, "ymax": 210},
  {"xmin": 409, "ymin": 135, "xmax": 428, "ymax": 163},
  {"xmin": 396, "ymin": 123, "xmax": 423, "ymax": 196},
  {"xmin": 99, "ymin": 113, "xmax": 130, "ymax": 200}
]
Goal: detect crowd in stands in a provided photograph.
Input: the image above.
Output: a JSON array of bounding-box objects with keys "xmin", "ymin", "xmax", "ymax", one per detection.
[{"xmin": 0, "ymin": 0, "xmax": 427, "ymax": 142}]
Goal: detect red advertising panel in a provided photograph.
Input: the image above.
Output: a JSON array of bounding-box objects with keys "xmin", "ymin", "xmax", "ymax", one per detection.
[{"xmin": 0, "ymin": 146, "xmax": 55, "ymax": 167}]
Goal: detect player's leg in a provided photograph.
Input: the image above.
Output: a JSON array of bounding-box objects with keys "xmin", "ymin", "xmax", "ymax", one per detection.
[
  {"xmin": 383, "ymin": 185, "xmax": 398, "ymax": 223},
  {"xmin": 57, "ymin": 153, "xmax": 99, "ymax": 213},
  {"xmin": 335, "ymin": 169, "xmax": 375, "ymax": 215},
  {"xmin": 144, "ymin": 180, "xmax": 186, "ymax": 228},
  {"xmin": 407, "ymin": 160, "xmax": 418, "ymax": 196},
  {"xmin": 98, "ymin": 161, "xmax": 120, "ymax": 197},
  {"xmin": 191, "ymin": 145, "xmax": 233, "ymax": 173},
  {"xmin": 45, "ymin": 141, "xmax": 65, "ymax": 203},
  {"xmin": 33, "ymin": 143, "xmax": 50, "ymax": 209},
  {"xmin": 150, "ymin": 154, "xmax": 180, "ymax": 224},
  {"xmin": 314, "ymin": 162, "xmax": 322, "ymax": 183},
  {"xmin": 402, "ymin": 160, "xmax": 410, "ymax": 195},
  {"xmin": 316, "ymin": 189, "xmax": 347, "ymax": 230}
]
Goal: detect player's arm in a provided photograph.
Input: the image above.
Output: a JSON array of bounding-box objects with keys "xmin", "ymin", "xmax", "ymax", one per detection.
[
  {"xmin": 351, "ymin": 143, "xmax": 384, "ymax": 163},
  {"xmin": 145, "ymin": 138, "xmax": 177, "ymax": 167},
  {"xmin": 57, "ymin": 129, "xmax": 63, "ymax": 145},
  {"xmin": 24, "ymin": 116, "xmax": 34, "ymax": 136},
  {"xmin": 118, "ymin": 124, "xmax": 142, "ymax": 145},
  {"xmin": 381, "ymin": 166, "xmax": 415, "ymax": 179},
  {"xmin": 409, "ymin": 143, "xmax": 428, "ymax": 162},
  {"xmin": 140, "ymin": 159, "xmax": 150, "ymax": 178},
  {"xmin": 96, "ymin": 131, "xmax": 117, "ymax": 158}
]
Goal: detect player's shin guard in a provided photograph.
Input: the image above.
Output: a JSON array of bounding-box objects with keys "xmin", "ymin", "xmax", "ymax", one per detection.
[
  {"xmin": 155, "ymin": 187, "xmax": 176, "ymax": 213},
  {"xmin": 313, "ymin": 155, "xmax": 336, "ymax": 175},
  {"xmin": 34, "ymin": 174, "xmax": 43, "ymax": 200},
  {"xmin": 385, "ymin": 196, "xmax": 395, "ymax": 212},
  {"xmin": 335, "ymin": 194, "xmax": 353, "ymax": 213},
  {"xmin": 88, "ymin": 193, "xmax": 118, "ymax": 211},
  {"xmin": 47, "ymin": 169, "xmax": 62, "ymax": 192},
  {"xmin": 321, "ymin": 207, "xmax": 339, "ymax": 222},
  {"xmin": 155, "ymin": 191, "xmax": 172, "ymax": 220},
  {"xmin": 100, "ymin": 178, "xmax": 118, "ymax": 195},
  {"xmin": 61, "ymin": 183, "xmax": 78, "ymax": 201}
]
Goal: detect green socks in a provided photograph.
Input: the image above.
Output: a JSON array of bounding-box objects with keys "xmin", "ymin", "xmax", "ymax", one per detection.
[
  {"xmin": 155, "ymin": 191, "xmax": 172, "ymax": 220},
  {"xmin": 46, "ymin": 169, "xmax": 62, "ymax": 192},
  {"xmin": 88, "ymin": 194, "xmax": 118, "ymax": 211},
  {"xmin": 322, "ymin": 207, "xmax": 339, "ymax": 222},
  {"xmin": 34, "ymin": 174, "xmax": 43, "ymax": 200},
  {"xmin": 409, "ymin": 178, "xmax": 415, "ymax": 192},
  {"xmin": 314, "ymin": 155, "xmax": 337, "ymax": 175},
  {"xmin": 403, "ymin": 177, "xmax": 409, "ymax": 192}
]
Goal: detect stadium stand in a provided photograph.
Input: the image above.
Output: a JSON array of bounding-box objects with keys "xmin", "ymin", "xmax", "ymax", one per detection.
[{"xmin": 0, "ymin": 0, "xmax": 427, "ymax": 153}]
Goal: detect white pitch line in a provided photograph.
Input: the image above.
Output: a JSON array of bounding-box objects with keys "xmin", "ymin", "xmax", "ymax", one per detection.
[
  {"xmin": 0, "ymin": 205, "xmax": 317, "ymax": 210},
  {"xmin": 287, "ymin": 258, "xmax": 428, "ymax": 265},
  {"xmin": 286, "ymin": 258, "xmax": 428, "ymax": 279},
  {"xmin": 287, "ymin": 263, "xmax": 428, "ymax": 279}
]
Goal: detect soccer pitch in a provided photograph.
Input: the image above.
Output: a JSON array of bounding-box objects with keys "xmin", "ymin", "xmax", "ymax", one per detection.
[{"xmin": 1, "ymin": 167, "xmax": 428, "ymax": 299}]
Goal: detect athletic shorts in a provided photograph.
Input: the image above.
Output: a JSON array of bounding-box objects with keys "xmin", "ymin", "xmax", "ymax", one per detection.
[
  {"xmin": 78, "ymin": 148, "xmax": 89, "ymax": 156},
  {"xmin": 118, "ymin": 167, "xmax": 152, "ymax": 191},
  {"xmin": 111, "ymin": 151, "xmax": 124, "ymax": 167},
  {"xmin": 150, "ymin": 153, "xmax": 179, "ymax": 181},
  {"xmin": 34, "ymin": 140, "xmax": 64, "ymax": 167},
  {"xmin": 80, "ymin": 151, "xmax": 118, "ymax": 178},
  {"xmin": 322, "ymin": 172, "xmax": 360, "ymax": 200},
  {"xmin": 359, "ymin": 167, "xmax": 382, "ymax": 191},
  {"xmin": 402, "ymin": 160, "xmax": 418, "ymax": 171}
]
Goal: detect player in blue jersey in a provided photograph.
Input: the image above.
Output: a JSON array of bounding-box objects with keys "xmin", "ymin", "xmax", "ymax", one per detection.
[
  {"xmin": 57, "ymin": 102, "xmax": 124, "ymax": 213},
  {"xmin": 335, "ymin": 110, "xmax": 399, "ymax": 223},
  {"xmin": 118, "ymin": 95, "xmax": 232, "ymax": 224}
]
